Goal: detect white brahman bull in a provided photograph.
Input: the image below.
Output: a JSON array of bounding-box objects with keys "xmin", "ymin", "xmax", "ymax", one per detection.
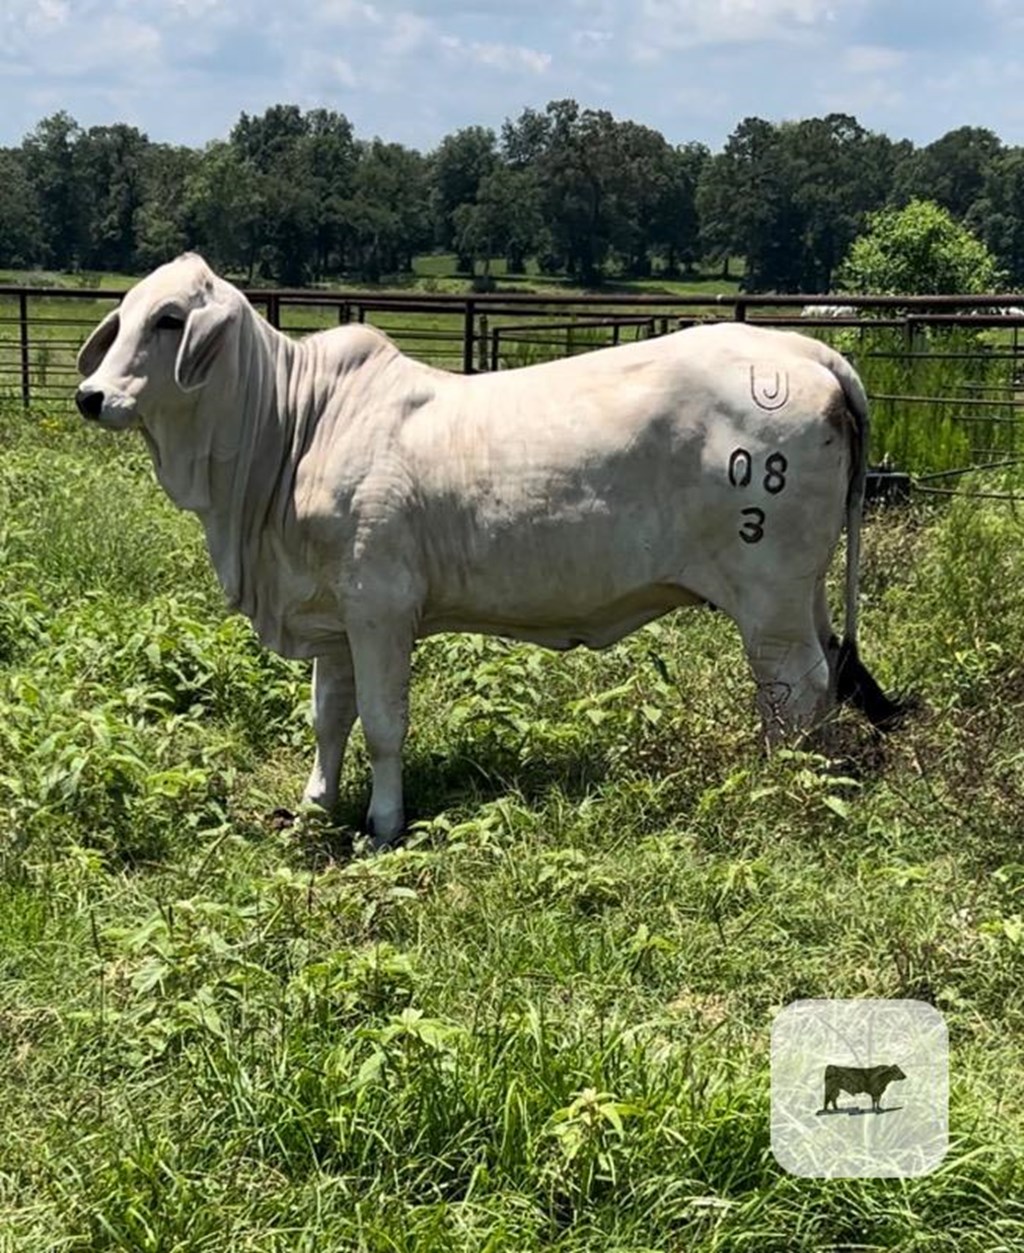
[{"xmin": 76, "ymin": 254, "xmax": 899, "ymax": 848}]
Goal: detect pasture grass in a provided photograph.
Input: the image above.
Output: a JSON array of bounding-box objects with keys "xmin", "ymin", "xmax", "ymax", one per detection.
[{"xmin": 2, "ymin": 400, "xmax": 1024, "ymax": 1248}]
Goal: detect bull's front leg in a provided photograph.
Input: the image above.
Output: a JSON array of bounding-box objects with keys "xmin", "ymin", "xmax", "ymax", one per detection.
[
  {"xmin": 346, "ymin": 616, "xmax": 414, "ymax": 849},
  {"xmin": 302, "ymin": 643, "xmax": 358, "ymax": 814}
]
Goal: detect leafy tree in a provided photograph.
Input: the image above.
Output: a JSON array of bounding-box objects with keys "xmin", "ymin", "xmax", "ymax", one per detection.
[
  {"xmin": 231, "ymin": 105, "xmax": 308, "ymax": 175},
  {"xmin": 695, "ymin": 147, "xmax": 739, "ymax": 278},
  {"xmin": 895, "ymin": 126, "xmax": 1002, "ymax": 219},
  {"xmin": 785, "ymin": 114, "xmax": 901, "ymax": 290},
  {"xmin": 133, "ymin": 144, "xmax": 199, "ymax": 271},
  {"xmin": 966, "ymin": 148, "xmax": 1024, "ymax": 287},
  {"xmin": 429, "ymin": 126, "xmax": 498, "ymax": 267},
  {"xmin": 21, "ymin": 111, "xmax": 87, "ymax": 269},
  {"xmin": 229, "ymin": 105, "xmax": 317, "ymax": 283},
  {"xmin": 302, "ymin": 109, "xmax": 359, "ymax": 280},
  {"xmin": 4, "ymin": 100, "xmax": 1019, "ymax": 293},
  {"xmin": 452, "ymin": 166, "xmax": 544, "ymax": 277},
  {"xmin": 836, "ymin": 198, "xmax": 1003, "ymax": 295},
  {"xmin": 525, "ymin": 99, "xmax": 628, "ymax": 285},
  {"xmin": 501, "ymin": 107, "xmax": 551, "ymax": 171},
  {"xmin": 0, "ymin": 148, "xmax": 44, "ymax": 267},
  {"xmin": 501, "ymin": 104, "xmax": 565, "ymax": 273},
  {"xmin": 696, "ymin": 117, "xmax": 805, "ymax": 291},
  {"xmin": 495, "ymin": 167, "xmax": 546, "ymax": 274},
  {"xmin": 184, "ymin": 142, "xmax": 266, "ymax": 280},
  {"xmin": 611, "ymin": 122, "xmax": 700, "ymax": 277},
  {"xmin": 698, "ymin": 114, "xmax": 901, "ymax": 292},
  {"xmin": 658, "ymin": 143, "xmax": 709, "ymax": 274},
  {"xmin": 77, "ymin": 124, "xmax": 150, "ymax": 272},
  {"xmin": 348, "ymin": 140, "xmax": 431, "ymax": 280}
]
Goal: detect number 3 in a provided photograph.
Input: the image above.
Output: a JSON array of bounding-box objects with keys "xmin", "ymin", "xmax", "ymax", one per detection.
[{"xmin": 739, "ymin": 508, "xmax": 765, "ymax": 544}]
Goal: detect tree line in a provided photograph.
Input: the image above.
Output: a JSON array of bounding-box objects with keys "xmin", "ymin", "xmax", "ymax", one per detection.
[{"xmin": 1, "ymin": 101, "xmax": 1022, "ymax": 292}]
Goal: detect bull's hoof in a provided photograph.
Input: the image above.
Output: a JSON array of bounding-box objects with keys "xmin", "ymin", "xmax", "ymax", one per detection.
[{"xmin": 363, "ymin": 814, "xmax": 405, "ymax": 855}]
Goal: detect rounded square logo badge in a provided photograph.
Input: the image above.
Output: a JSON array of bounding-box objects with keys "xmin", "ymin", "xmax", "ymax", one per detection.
[{"xmin": 771, "ymin": 999, "xmax": 948, "ymax": 1178}]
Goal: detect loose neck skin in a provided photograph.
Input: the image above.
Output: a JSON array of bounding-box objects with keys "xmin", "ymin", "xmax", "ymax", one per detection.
[
  {"xmin": 142, "ymin": 306, "xmax": 403, "ymax": 632},
  {"xmin": 146, "ymin": 305, "xmax": 304, "ymax": 615}
]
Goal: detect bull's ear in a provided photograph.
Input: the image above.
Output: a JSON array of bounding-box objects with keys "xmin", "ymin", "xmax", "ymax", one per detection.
[
  {"xmin": 175, "ymin": 301, "xmax": 234, "ymax": 393},
  {"xmin": 77, "ymin": 308, "xmax": 120, "ymax": 377}
]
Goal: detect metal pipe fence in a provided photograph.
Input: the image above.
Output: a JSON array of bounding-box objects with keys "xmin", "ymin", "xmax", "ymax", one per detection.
[{"xmin": 3, "ymin": 283, "xmax": 1024, "ymax": 494}]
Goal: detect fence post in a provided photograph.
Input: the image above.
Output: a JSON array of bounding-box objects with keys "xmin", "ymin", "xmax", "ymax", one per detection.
[
  {"xmin": 477, "ymin": 313, "xmax": 489, "ymax": 372},
  {"xmin": 490, "ymin": 326, "xmax": 501, "ymax": 371},
  {"xmin": 19, "ymin": 291, "xmax": 30, "ymax": 410},
  {"xmin": 463, "ymin": 300, "xmax": 476, "ymax": 374},
  {"xmin": 266, "ymin": 295, "xmax": 280, "ymax": 329},
  {"xmin": 734, "ymin": 300, "xmax": 747, "ymax": 323}
]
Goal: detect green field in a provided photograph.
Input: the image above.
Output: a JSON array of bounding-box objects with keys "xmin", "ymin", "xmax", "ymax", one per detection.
[{"xmin": 2, "ymin": 375, "xmax": 1024, "ymax": 1247}]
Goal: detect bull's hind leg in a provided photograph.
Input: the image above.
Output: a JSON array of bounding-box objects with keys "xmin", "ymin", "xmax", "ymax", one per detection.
[
  {"xmin": 738, "ymin": 597, "xmax": 832, "ymax": 747},
  {"xmin": 303, "ymin": 644, "xmax": 358, "ymax": 814}
]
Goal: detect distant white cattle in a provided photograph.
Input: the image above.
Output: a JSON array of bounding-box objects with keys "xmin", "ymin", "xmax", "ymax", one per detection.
[
  {"xmin": 968, "ymin": 305, "xmax": 1024, "ymax": 318},
  {"xmin": 800, "ymin": 304, "xmax": 858, "ymax": 319},
  {"xmin": 76, "ymin": 255, "xmax": 899, "ymax": 848}
]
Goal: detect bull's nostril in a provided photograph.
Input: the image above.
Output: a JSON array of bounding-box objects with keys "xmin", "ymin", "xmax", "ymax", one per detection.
[{"xmin": 76, "ymin": 388, "xmax": 104, "ymax": 420}]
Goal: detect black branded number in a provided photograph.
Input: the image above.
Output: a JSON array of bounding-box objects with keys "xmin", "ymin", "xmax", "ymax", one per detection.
[
  {"xmin": 729, "ymin": 448, "xmax": 788, "ymax": 494},
  {"xmin": 764, "ymin": 452, "xmax": 788, "ymax": 495},
  {"xmin": 739, "ymin": 508, "xmax": 765, "ymax": 544},
  {"xmin": 728, "ymin": 448, "xmax": 753, "ymax": 488}
]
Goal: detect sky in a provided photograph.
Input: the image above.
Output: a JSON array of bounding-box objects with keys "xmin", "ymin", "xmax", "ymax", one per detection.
[{"xmin": 3, "ymin": 0, "xmax": 1024, "ymax": 154}]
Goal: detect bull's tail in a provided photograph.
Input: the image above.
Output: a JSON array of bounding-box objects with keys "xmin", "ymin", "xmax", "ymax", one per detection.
[{"xmin": 822, "ymin": 350, "xmax": 907, "ymax": 730}]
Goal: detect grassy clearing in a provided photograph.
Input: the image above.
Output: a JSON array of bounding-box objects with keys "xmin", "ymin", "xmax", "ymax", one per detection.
[{"xmin": 2, "ymin": 395, "xmax": 1024, "ymax": 1248}]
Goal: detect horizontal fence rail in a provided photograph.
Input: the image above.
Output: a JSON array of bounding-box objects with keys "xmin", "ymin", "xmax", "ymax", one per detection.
[
  {"xmin": 2, "ymin": 281, "xmax": 1024, "ymax": 496},
  {"xmin": 4, "ymin": 283, "xmax": 1024, "ymax": 404}
]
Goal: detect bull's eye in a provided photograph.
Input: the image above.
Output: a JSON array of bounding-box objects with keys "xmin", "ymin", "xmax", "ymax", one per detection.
[{"xmin": 156, "ymin": 314, "xmax": 185, "ymax": 332}]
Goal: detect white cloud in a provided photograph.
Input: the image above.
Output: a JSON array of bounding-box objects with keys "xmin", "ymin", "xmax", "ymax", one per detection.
[
  {"xmin": 166, "ymin": 0, "xmax": 225, "ymax": 18},
  {"xmin": 2, "ymin": 0, "xmax": 1024, "ymax": 158},
  {"xmin": 441, "ymin": 35, "xmax": 551, "ymax": 74},
  {"xmin": 819, "ymin": 76, "xmax": 906, "ymax": 118},
  {"xmin": 843, "ymin": 44, "xmax": 907, "ymax": 74},
  {"xmin": 316, "ymin": 0, "xmax": 381, "ymax": 25},
  {"xmin": 568, "ymin": 0, "xmax": 618, "ymax": 22},
  {"xmin": 28, "ymin": 0, "xmax": 69, "ymax": 29},
  {"xmin": 301, "ymin": 52, "xmax": 359, "ymax": 89},
  {"xmin": 41, "ymin": 14, "xmax": 163, "ymax": 77},
  {"xmin": 633, "ymin": 0, "xmax": 839, "ymax": 59},
  {"xmin": 570, "ymin": 28, "xmax": 614, "ymax": 56},
  {"xmin": 383, "ymin": 10, "xmax": 432, "ymax": 55},
  {"xmin": 987, "ymin": 0, "xmax": 1024, "ymax": 28}
]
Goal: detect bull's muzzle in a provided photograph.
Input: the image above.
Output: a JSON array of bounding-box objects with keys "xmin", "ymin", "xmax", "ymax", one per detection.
[{"xmin": 76, "ymin": 386, "xmax": 104, "ymax": 420}]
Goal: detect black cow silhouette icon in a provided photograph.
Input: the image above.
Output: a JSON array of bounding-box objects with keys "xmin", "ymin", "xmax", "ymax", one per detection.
[{"xmin": 820, "ymin": 1064, "xmax": 906, "ymax": 1113}]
